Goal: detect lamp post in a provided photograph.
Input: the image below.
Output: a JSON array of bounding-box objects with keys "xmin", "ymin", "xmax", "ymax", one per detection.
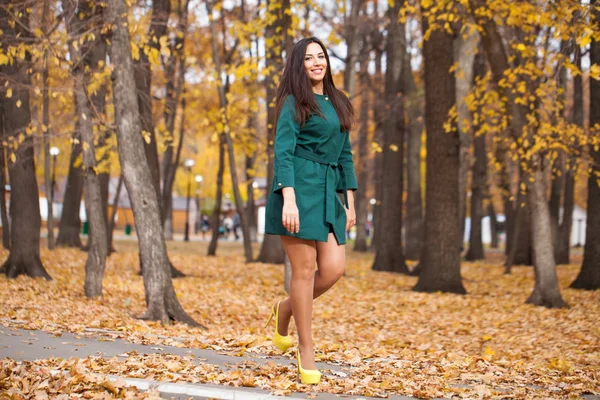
[
  {"xmin": 194, "ymin": 175, "xmax": 203, "ymax": 234},
  {"xmin": 184, "ymin": 159, "xmax": 195, "ymax": 241},
  {"xmin": 49, "ymin": 146, "xmax": 60, "ymax": 208}
]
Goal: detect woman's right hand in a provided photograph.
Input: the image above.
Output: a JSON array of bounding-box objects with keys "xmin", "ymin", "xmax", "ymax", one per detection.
[{"xmin": 281, "ymin": 188, "xmax": 299, "ymax": 234}]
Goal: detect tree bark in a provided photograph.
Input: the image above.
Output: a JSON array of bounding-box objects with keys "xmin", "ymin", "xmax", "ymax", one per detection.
[
  {"xmin": 64, "ymin": 0, "xmax": 108, "ymax": 298},
  {"xmin": 56, "ymin": 129, "xmax": 84, "ymax": 248},
  {"xmin": 206, "ymin": 2, "xmax": 253, "ymax": 262},
  {"xmin": 342, "ymin": 0, "xmax": 365, "ymax": 99},
  {"xmin": 369, "ymin": 32, "xmax": 385, "ymax": 252},
  {"xmin": 455, "ymin": 28, "xmax": 479, "ymax": 252},
  {"xmin": 108, "ymin": 174, "xmax": 123, "ymax": 252},
  {"xmin": 471, "ymin": 0, "xmax": 566, "ymax": 306},
  {"xmin": 412, "ymin": 13, "xmax": 465, "ymax": 294},
  {"xmin": 161, "ymin": 0, "xmax": 190, "ymax": 240},
  {"xmin": 42, "ymin": 0, "xmax": 54, "ymax": 250},
  {"xmin": 403, "ymin": 53, "xmax": 424, "ymax": 260},
  {"xmin": 487, "ymin": 201, "xmax": 499, "ymax": 249},
  {"xmin": 353, "ymin": 40, "xmax": 370, "ymax": 253},
  {"xmin": 0, "ymin": 0, "xmax": 51, "ymax": 280},
  {"xmin": 0, "ymin": 98, "xmax": 10, "ymax": 249},
  {"xmin": 132, "ymin": 0, "xmax": 183, "ymax": 277},
  {"xmin": 571, "ymin": 7, "xmax": 600, "ymax": 289},
  {"xmin": 256, "ymin": 0, "xmax": 291, "ymax": 264},
  {"xmin": 465, "ymin": 49, "xmax": 486, "ymax": 261},
  {"xmin": 106, "ymin": 0, "xmax": 201, "ymax": 325},
  {"xmin": 208, "ymin": 135, "xmax": 225, "ymax": 256},
  {"xmin": 557, "ymin": 46, "xmax": 583, "ymax": 265},
  {"xmin": 465, "ymin": 132, "xmax": 486, "ymax": 261},
  {"xmin": 372, "ymin": 0, "xmax": 408, "ymax": 273},
  {"xmin": 245, "ymin": 151, "xmax": 258, "ymax": 242}
]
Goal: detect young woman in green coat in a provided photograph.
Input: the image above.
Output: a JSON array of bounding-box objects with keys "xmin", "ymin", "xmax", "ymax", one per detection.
[{"xmin": 264, "ymin": 37, "xmax": 358, "ymax": 384}]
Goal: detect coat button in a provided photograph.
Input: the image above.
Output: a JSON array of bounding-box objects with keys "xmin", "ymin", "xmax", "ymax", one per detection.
[{"xmin": 278, "ymin": 183, "xmax": 282, "ymax": 186}]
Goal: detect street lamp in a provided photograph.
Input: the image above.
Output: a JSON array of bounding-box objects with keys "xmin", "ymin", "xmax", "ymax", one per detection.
[
  {"xmin": 194, "ymin": 175, "xmax": 203, "ymax": 234},
  {"xmin": 184, "ymin": 159, "xmax": 195, "ymax": 242},
  {"xmin": 49, "ymin": 147, "xmax": 60, "ymax": 208}
]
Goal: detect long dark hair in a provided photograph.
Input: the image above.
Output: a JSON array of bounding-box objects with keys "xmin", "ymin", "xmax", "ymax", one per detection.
[{"xmin": 274, "ymin": 37, "xmax": 354, "ymax": 132}]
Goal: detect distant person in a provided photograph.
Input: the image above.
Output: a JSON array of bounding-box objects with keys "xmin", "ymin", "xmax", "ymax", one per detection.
[
  {"xmin": 263, "ymin": 37, "xmax": 358, "ymax": 385},
  {"xmin": 200, "ymin": 215, "xmax": 210, "ymax": 239},
  {"xmin": 233, "ymin": 212, "xmax": 240, "ymax": 240},
  {"xmin": 223, "ymin": 216, "xmax": 233, "ymax": 239}
]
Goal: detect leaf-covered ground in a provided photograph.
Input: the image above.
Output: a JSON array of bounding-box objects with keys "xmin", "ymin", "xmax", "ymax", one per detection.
[{"xmin": 1, "ymin": 240, "xmax": 599, "ymax": 399}]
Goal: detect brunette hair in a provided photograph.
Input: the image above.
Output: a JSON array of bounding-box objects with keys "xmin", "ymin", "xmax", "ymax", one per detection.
[{"xmin": 274, "ymin": 37, "xmax": 354, "ymax": 132}]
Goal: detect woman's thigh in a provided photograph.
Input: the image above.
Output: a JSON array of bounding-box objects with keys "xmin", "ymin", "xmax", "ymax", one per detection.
[
  {"xmin": 281, "ymin": 236, "xmax": 317, "ymax": 279},
  {"xmin": 315, "ymin": 232, "xmax": 345, "ymax": 276}
]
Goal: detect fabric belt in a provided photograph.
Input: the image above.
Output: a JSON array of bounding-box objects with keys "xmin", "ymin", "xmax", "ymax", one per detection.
[{"xmin": 294, "ymin": 147, "xmax": 348, "ymax": 228}]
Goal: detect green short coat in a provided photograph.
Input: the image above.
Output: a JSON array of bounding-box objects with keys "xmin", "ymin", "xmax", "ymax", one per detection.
[{"xmin": 264, "ymin": 94, "xmax": 358, "ymax": 245}]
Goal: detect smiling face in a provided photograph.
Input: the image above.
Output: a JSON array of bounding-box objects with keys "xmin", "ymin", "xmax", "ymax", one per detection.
[{"xmin": 304, "ymin": 42, "xmax": 327, "ymax": 84}]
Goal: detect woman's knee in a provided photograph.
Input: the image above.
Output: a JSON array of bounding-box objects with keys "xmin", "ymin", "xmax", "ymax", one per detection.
[
  {"xmin": 291, "ymin": 261, "xmax": 316, "ymax": 280},
  {"xmin": 319, "ymin": 260, "xmax": 345, "ymax": 283}
]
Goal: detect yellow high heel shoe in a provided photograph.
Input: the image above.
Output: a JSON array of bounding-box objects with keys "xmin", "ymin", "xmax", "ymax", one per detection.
[
  {"xmin": 265, "ymin": 301, "xmax": 292, "ymax": 352},
  {"xmin": 297, "ymin": 349, "xmax": 321, "ymax": 384}
]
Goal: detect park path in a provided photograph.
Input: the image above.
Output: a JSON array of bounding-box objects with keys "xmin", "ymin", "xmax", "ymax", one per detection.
[{"xmin": 0, "ymin": 325, "xmax": 417, "ymax": 400}]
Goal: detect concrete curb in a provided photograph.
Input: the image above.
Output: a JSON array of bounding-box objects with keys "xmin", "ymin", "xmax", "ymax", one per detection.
[{"xmin": 49, "ymin": 369, "xmax": 373, "ymax": 400}]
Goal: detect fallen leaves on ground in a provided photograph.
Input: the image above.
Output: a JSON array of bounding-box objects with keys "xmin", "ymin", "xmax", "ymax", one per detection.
[
  {"xmin": 1, "ymin": 242, "xmax": 599, "ymax": 399},
  {"xmin": 0, "ymin": 358, "xmax": 161, "ymax": 399}
]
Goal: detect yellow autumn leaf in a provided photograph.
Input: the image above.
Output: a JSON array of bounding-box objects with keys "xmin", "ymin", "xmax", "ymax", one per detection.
[{"xmin": 6, "ymin": 88, "xmax": 12, "ymax": 98}]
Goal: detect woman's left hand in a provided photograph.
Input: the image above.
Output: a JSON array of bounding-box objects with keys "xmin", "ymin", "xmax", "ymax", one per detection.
[{"xmin": 345, "ymin": 203, "xmax": 356, "ymax": 231}]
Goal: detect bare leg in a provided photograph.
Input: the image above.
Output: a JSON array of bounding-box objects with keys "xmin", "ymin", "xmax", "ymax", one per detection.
[
  {"xmin": 280, "ymin": 235, "xmax": 318, "ymax": 370},
  {"xmin": 277, "ymin": 232, "xmax": 345, "ymax": 368}
]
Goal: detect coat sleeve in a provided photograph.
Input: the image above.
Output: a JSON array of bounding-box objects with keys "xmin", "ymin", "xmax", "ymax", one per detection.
[
  {"xmin": 337, "ymin": 132, "xmax": 358, "ymax": 192},
  {"xmin": 273, "ymin": 96, "xmax": 300, "ymax": 193}
]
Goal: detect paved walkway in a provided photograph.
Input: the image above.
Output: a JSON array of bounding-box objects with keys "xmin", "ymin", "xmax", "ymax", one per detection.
[{"xmin": 0, "ymin": 325, "xmax": 415, "ymax": 400}]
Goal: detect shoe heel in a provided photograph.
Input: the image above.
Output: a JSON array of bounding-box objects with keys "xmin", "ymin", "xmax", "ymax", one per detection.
[
  {"xmin": 297, "ymin": 350, "xmax": 321, "ymax": 385},
  {"xmin": 266, "ymin": 301, "xmax": 292, "ymax": 352}
]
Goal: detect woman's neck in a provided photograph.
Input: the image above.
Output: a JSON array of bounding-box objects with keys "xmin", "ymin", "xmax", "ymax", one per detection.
[{"xmin": 311, "ymin": 81, "xmax": 324, "ymax": 95}]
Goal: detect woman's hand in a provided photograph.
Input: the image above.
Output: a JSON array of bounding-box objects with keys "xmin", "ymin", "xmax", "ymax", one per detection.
[
  {"xmin": 345, "ymin": 191, "xmax": 356, "ymax": 231},
  {"xmin": 282, "ymin": 187, "xmax": 300, "ymax": 233}
]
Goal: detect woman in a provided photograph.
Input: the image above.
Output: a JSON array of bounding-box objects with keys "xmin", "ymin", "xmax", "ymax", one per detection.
[{"xmin": 264, "ymin": 37, "xmax": 358, "ymax": 384}]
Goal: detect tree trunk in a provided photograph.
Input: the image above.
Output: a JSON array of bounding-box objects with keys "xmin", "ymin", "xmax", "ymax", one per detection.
[
  {"xmin": 526, "ymin": 163, "xmax": 567, "ymax": 307},
  {"xmin": 0, "ymin": 99, "xmax": 10, "ymax": 249},
  {"xmin": 455, "ymin": 28, "xmax": 479, "ymax": 251},
  {"xmin": 161, "ymin": 0, "xmax": 190, "ymax": 240},
  {"xmin": 256, "ymin": 0, "xmax": 291, "ymax": 264},
  {"xmin": 353, "ymin": 44, "xmax": 370, "ymax": 253},
  {"xmin": 571, "ymin": 11, "xmax": 600, "ymax": 289},
  {"xmin": 108, "ymin": 174, "xmax": 124, "ymax": 252},
  {"xmin": 465, "ymin": 49, "xmax": 486, "ymax": 261},
  {"xmin": 56, "ymin": 130, "xmax": 84, "ymax": 248},
  {"xmin": 412, "ymin": 12, "xmax": 465, "ymax": 294},
  {"xmin": 557, "ymin": 46, "xmax": 583, "ymax": 265},
  {"xmin": 208, "ymin": 135, "xmax": 225, "ymax": 257},
  {"xmin": 342, "ymin": 0, "xmax": 365, "ymax": 99},
  {"xmin": 106, "ymin": 0, "xmax": 201, "ymax": 326},
  {"xmin": 284, "ymin": 255, "xmax": 292, "ymax": 294},
  {"xmin": 465, "ymin": 132, "xmax": 486, "ymax": 261},
  {"xmin": 472, "ymin": 0, "xmax": 566, "ymax": 306},
  {"xmin": 206, "ymin": 2, "xmax": 252, "ymax": 262},
  {"xmin": 403, "ymin": 61, "xmax": 424, "ymax": 260},
  {"xmin": 487, "ymin": 201, "xmax": 499, "ymax": 249},
  {"xmin": 42, "ymin": 0, "xmax": 54, "ymax": 249},
  {"xmin": 245, "ymin": 152, "xmax": 258, "ymax": 242},
  {"xmin": 132, "ymin": 0, "xmax": 183, "ymax": 277},
  {"xmin": 0, "ymin": 0, "xmax": 51, "ymax": 279},
  {"xmin": 64, "ymin": 0, "xmax": 108, "ymax": 297},
  {"xmin": 369, "ymin": 26, "xmax": 385, "ymax": 252},
  {"xmin": 372, "ymin": 1, "xmax": 408, "ymax": 273}
]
